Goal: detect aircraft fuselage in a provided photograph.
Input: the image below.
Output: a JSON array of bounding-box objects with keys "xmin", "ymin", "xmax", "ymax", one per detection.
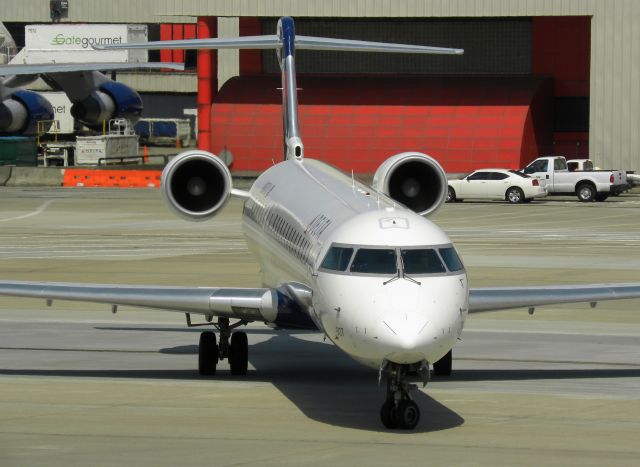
[{"xmin": 242, "ymin": 158, "xmax": 469, "ymax": 369}]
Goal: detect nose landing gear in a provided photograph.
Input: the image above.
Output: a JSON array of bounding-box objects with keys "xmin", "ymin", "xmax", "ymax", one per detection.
[{"xmin": 379, "ymin": 361, "xmax": 429, "ymax": 429}]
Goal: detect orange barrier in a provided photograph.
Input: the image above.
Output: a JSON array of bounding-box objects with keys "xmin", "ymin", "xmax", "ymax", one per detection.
[{"xmin": 63, "ymin": 169, "xmax": 161, "ymax": 188}]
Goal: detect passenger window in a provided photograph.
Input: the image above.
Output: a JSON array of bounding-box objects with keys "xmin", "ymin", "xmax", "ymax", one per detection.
[
  {"xmin": 320, "ymin": 246, "xmax": 354, "ymax": 271},
  {"xmin": 554, "ymin": 158, "xmax": 567, "ymax": 170},
  {"xmin": 490, "ymin": 172, "xmax": 509, "ymax": 180},
  {"xmin": 467, "ymin": 172, "xmax": 488, "ymax": 181},
  {"xmin": 350, "ymin": 249, "xmax": 397, "ymax": 274},
  {"xmin": 439, "ymin": 247, "xmax": 464, "ymax": 272},
  {"xmin": 401, "ymin": 249, "xmax": 446, "ymax": 274}
]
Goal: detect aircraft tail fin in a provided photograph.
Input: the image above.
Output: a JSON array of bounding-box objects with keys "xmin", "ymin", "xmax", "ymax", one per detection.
[{"xmin": 94, "ymin": 17, "xmax": 463, "ymax": 161}]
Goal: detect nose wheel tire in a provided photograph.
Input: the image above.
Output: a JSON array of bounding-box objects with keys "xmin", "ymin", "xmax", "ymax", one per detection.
[
  {"xmin": 198, "ymin": 331, "xmax": 219, "ymax": 376},
  {"xmin": 380, "ymin": 400, "xmax": 397, "ymax": 429},
  {"xmin": 380, "ymin": 399, "xmax": 420, "ymax": 430},
  {"xmin": 394, "ymin": 400, "xmax": 420, "ymax": 429}
]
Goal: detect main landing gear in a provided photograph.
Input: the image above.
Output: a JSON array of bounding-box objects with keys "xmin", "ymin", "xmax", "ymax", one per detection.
[
  {"xmin": 379, "ymin": 350, "xmax": 453, "ymax": 429},
  {"xmin": 197, "ymin": 317, "xmax": 249, "ymax": 376}
]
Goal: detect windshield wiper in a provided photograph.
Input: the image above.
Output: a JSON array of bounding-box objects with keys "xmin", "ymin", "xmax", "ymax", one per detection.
[
  {"xmin": 402, "ymin": 273, "xmax": 421, "ymax": 286},
  {"xmin": 383, "ymin": 255, "xmax": 422, "ymax": 286},
  {"xmin": 383, "ymin": 268, "xmax": 401, "ymax": 285},
  {"xmin": 399, "ymin": 253, "xmax": 421, "ymax": 286}
]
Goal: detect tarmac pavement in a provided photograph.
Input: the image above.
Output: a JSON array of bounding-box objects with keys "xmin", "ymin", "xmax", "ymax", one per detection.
[{"xmin": 0, "ymin": 187, "xmax": 639, "ymax": 466}]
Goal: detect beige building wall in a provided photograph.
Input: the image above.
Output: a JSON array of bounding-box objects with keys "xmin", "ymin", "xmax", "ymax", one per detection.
[{"xmin": 4, "ymin": 0, "xmax": 640, "ymax": 171}]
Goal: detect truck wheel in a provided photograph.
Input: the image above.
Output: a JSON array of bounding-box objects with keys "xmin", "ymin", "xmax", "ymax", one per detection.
[
  {"xmin": 446, "ymin": 186, "xmax": 456, "ymax": 203},
  {"xmin": 506, "ymin": 187, "xmax": 524, "ymax": 204},
  {"xmin": 577, "ymin": 184, "xmax": 595, "ymax": 202}
]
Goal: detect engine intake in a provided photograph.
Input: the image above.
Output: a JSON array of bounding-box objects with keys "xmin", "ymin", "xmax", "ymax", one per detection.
[
  {"xmin": 372, "ymin": 152, "xmax": 448, "ymax": 217},
  {"xmin": 161, "ymin": 150, "xmax": 233, "ymax": 221}
]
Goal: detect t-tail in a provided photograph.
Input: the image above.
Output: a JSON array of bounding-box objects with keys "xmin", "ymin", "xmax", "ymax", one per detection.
[
  {"xmin": 94, "ymin": 17, "xmax": 463, "ymax": 162},
  {"xmin": 277, "ymin": 17, "xmax": 303, "ymax": 161}
]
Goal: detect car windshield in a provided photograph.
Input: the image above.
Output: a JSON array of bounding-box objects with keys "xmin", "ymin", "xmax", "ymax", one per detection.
[{"xmin": 508, "ymin": 170, "xmax": 529, "ymax": 178}]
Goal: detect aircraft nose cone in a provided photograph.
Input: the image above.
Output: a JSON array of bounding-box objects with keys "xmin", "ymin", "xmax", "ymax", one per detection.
[{"xmin": 379, "ymin": 311, "xmax": 432, "ymax": 362}]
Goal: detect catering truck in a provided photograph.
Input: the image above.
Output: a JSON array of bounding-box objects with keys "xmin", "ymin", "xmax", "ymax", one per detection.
[{"xmin": 523, "ymin": 156, "xmax": 628, "ymax": 202}]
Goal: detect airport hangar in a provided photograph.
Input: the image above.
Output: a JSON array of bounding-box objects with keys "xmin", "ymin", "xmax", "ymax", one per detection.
[{"xmin": 5, "ymin": 0, "xmax": 640, "ymax": 174}]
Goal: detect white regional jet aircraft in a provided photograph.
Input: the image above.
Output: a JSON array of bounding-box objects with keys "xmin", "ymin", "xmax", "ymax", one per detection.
[{"xmin": 2, "ymin": 17, "xmax": 640, "ymax": 430}]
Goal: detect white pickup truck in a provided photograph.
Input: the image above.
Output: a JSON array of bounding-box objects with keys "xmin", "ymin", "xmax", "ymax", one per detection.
[
  {"xmin": 523, "ymin": 156, "xmax": 628, "ymax": 202},
  {"xmin": 568, "ymin": 158, "xmax": 639, "ymax": 188}
]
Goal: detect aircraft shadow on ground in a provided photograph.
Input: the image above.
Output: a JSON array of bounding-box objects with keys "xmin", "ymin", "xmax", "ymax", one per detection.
[
  {"xmin": 6, "ymin": 328, "xmax": 639, "ymax": 431},
  {"xmin": 161, "ymin": 333, "xmax": 465, "ymax": 432},
  {"xmin": 1, "ymin": 328, "xmax": 463, "ymax": 432}
]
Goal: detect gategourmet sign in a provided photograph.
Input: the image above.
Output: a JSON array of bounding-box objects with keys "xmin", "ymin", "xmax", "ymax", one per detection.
[
  {"xmin": 49, "ymin": 33, "xmax": 124, "ymax": 49},
  {"xmin": 21, "ymin": 24, "xmax": 148, "ymax": 64}
]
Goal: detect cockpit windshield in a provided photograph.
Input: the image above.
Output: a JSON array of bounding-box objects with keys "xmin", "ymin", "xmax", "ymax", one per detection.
[
  {"xmin": 350, "ymin": 248, "xmax": 397, "ymax": 274},
  {"xmin": 319, "ymin": 243, "xmax": 464, "ymax": 276},
  {"xmin": 438, "ymin": 246, "xmax": 464, "ymax": 272},
  {"xmin": 319, "ymin": 246, "xmax": 353, "ymax": 271},
  {"xmin": 401, "ymin": 249, "xmax": 446, "ymax": 274}
]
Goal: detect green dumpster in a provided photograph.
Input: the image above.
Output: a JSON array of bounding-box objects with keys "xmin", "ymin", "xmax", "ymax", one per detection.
[{"xmin": 0, "ymin": 137, "xmax": 38, "ymax": 166}]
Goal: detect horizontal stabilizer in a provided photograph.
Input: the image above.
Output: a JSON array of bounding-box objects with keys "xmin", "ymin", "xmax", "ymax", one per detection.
[
  {"xmin": 296, "ymin": 35, "xmax": 463, "ymax": 55},
  {"xmin": 93, "ymin": 34, "xmax": 463, "ymax": 56},
  {"xmin": 94, "ymin": 35, "xmax": 282, "ymax": 51}
]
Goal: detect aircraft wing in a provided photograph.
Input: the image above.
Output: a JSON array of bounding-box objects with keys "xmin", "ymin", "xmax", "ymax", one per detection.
[
  {"xmin": 0, "ymin": 280, "xmax": 274, "ymax": 322},
  {"xmin": 469, "ymin": 283, "xmax": 640, "ymax": 313},
  {"xmin": 0, "ymin": 62, "xmax": 184, "ymax": 76}
]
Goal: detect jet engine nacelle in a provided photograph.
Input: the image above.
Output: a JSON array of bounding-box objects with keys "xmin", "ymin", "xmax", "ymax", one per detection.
[
  {"xmin": 372, "ymin": 151, "xmax": 448, "ymax": 217},
  {"xmin": 70, "ymin": 81, "xmax": 143, "ymax": 129},
  {"xmin": 161, "ymin": 150, "xmax": 233, "ymax": 222},
  {"xmin": 0, "ymin": 90, "xmax": 54, "ymax": 135}
]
